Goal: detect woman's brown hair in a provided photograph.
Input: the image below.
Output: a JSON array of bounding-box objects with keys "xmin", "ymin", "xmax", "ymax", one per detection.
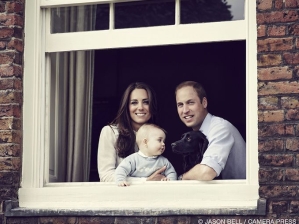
[{"xmin": 110, "ymin": 82, "xmax": 158, "ymax": 158}]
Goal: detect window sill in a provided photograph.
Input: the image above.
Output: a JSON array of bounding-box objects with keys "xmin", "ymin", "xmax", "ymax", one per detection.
[
  {"xmin": 5, "ymin": 198, "xmax": 266, "ymax": 217},
  {"xmin": 12, "ymin": 181, "xmax": 265, "ymax": 216}
]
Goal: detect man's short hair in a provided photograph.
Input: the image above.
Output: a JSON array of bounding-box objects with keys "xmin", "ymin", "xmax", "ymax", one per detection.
[
  {"xmin": 175, "ymin": 81, "xmax": 207, "ymax": 103},
  {"xmin": 136, "ymin": 124, "xmax": 166, "ymax": 146}
]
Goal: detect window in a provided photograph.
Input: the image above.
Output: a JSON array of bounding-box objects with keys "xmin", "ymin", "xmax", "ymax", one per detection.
[{"xmin": 21, "ymin": 0, "xmax": 259, "ymax": 213}]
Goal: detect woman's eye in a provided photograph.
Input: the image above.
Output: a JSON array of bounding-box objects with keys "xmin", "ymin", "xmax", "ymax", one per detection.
[
  {"xmin": 131, "ymin": 101, "xmax": 138, "ymax": 105},
  {"xmin": 143, "ymin": 100, "xmax": 149, "ymax": 105}
]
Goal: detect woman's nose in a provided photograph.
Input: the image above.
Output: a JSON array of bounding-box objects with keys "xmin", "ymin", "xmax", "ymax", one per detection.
[{"xmin": 137, "ymin": 102, "xmax": 144, "ymax": 110}]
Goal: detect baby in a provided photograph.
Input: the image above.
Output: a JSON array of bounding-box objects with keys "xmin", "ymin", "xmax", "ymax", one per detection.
[{"xmin": 115, "ymin": 123, "xmax": 177, "ymax": 186}]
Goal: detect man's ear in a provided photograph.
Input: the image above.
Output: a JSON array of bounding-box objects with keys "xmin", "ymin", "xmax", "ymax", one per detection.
[{"xmin": 202, "ymin": 97, "xmax": 208, "ymax": 109}]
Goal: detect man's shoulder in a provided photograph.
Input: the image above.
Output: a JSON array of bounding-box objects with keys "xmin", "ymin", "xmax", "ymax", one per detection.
[
  {"xmin": 209, "ymin": 115, "xmax": 244, "ymax": 142},
  {"xmin": 204, "ymin": 115, "xmax": 239, "ymax": 137},
  {"xmin": 201, "ymin": 113, "xmax": 229, "ymax": 130},
  {"xmin": 209, "ymin": 115, "xmax": 231, "ymax": 128}
]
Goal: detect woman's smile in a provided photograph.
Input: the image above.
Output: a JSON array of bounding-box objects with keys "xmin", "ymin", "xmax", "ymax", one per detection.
[{"xmin": 136, "ymin": 113, "xmax": 146, "ymax": 116}]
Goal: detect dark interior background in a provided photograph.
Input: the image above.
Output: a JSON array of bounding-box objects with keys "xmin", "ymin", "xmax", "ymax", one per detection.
[{"xmin": 90, "ymin": 40, "xmax": 246, "ymax": 181}]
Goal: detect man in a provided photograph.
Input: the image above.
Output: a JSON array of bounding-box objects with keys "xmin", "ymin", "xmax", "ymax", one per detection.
[{"xmin": 175, "ymin": 81, "xmax": 246, "ymax": 180}]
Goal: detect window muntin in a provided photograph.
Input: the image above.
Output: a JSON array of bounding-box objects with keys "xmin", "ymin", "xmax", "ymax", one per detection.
[{"xmin": 22, "ymin": 0, "xmax": 258, "ymax": 211}]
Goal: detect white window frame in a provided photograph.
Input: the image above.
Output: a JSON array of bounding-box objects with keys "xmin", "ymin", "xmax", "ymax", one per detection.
[{"xmin": 21, "ymin": 0, "xmax": 259, "ymax": 213}]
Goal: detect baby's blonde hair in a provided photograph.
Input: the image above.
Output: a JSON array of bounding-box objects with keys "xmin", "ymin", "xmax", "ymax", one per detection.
[{"xmin": 136, "ymin": 124, "xmax": 166, "ymax": 147}]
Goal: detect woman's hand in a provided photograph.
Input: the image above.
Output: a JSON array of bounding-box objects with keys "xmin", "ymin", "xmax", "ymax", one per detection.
[{"xmin": 146, "ymin": 166, "xmax": 166, "ymax": 181}]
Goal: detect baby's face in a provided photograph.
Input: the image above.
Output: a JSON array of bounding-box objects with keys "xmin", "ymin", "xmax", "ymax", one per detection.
[{"xmin": 145, "ymin": 128, "xmax": 166, "ymax": 157}]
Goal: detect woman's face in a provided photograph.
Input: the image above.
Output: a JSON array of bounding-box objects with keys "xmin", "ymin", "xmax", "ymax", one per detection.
[{"xmin": 129, "ymin": 88, "xmax": 151, "ymax": 131}]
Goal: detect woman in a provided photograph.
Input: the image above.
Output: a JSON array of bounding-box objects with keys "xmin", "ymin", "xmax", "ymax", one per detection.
[{"xmin": 97, "ymin": 82, "xmax": 166, "ymax": 182}]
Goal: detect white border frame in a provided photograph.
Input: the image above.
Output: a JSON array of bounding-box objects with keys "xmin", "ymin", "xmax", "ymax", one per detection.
[{"xmin": 21, "ymin": 0, "xmax": 258, "ymax": 211}]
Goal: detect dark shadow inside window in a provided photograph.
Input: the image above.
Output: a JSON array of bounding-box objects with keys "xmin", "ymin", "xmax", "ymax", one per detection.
[{"xmin": 90, "ymin": 41, "xmax": 246, "ymax": 181}]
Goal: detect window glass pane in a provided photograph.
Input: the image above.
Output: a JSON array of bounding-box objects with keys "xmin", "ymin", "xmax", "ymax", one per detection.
[
  {"xmin": 180, "ymin": 0, "xmax": 244, "ymax": 24},
  {"xmin": 95, "ymin": 4, "xmax": 110, "ymax": 31},
  {"xmin": 51, "ymin": 5, "xmax": 105, "ymax": 33},
  {"xmin": 114, "ymin": 0, "xmax": 175, "ymax": 29}
]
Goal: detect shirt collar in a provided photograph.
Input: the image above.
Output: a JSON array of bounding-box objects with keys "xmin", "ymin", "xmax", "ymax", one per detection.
[
  {"xmin": 199, "ymin": 113, "xmax": 212, "ymax": 135},
  {"xmin": 138, "ymin": 151, "xmax": 158, "ymax": 159}
]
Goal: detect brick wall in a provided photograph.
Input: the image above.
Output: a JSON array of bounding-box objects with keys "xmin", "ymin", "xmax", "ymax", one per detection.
[
  {"xmin": 0, "ymin": 0, "xmax": 23, "ymax": 223},
  {"xmin": 257, "ymin": 0, "xmax": 299, "ymax": 218},
  {"xmin": 1, "ymin": 0, "xmax": 299, "ymax": 223}
]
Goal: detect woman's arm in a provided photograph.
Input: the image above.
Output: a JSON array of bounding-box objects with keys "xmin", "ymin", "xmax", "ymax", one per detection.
[{"xmin": 97, "ymin": 126, "xmax": 118, "ymax": 182}]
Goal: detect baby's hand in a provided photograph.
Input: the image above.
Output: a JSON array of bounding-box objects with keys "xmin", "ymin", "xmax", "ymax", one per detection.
[
  {"xmin": 161, "ymin": 177, "xmax": 170, "ymax": 181},
  {"xmin": 118, "ymin": 181, "xmax": 130, "ymax": 187}
]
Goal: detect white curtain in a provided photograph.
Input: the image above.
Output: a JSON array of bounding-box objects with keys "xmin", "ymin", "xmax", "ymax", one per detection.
[{"xmin": 49, "ymin": 6, "xmax": 96, "ymax": 182}]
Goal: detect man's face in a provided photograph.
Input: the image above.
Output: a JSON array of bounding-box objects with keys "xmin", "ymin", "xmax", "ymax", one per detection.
[{"xmin": 176, "ymin": 86, "xmax": 208, "ymax": 131}]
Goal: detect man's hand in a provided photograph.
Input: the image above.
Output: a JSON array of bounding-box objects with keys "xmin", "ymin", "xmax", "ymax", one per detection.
[{"xmin": 146, "ymin": 166, "xmax": 166, "ymax": 181}]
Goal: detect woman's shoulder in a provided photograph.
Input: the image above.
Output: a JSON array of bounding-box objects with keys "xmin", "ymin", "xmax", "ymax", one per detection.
[{"xmin": 101, "ymin": 124, "xmax": 119, "ymax": 135}]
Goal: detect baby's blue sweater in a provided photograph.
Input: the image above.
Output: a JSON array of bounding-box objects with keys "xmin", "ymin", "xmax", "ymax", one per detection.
[{"xmin": 115, "ymin": 152, "xmax": 177, "ymax": 183}]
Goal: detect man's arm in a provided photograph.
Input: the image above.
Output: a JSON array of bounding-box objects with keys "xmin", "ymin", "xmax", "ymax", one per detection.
[
  {"xmin": 195, "ymin": 121, "xmax": 234, "ymax": 179},
  {"xmin": 181, "ymin": 164, "xmax": 217, "ymax": 181}
]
